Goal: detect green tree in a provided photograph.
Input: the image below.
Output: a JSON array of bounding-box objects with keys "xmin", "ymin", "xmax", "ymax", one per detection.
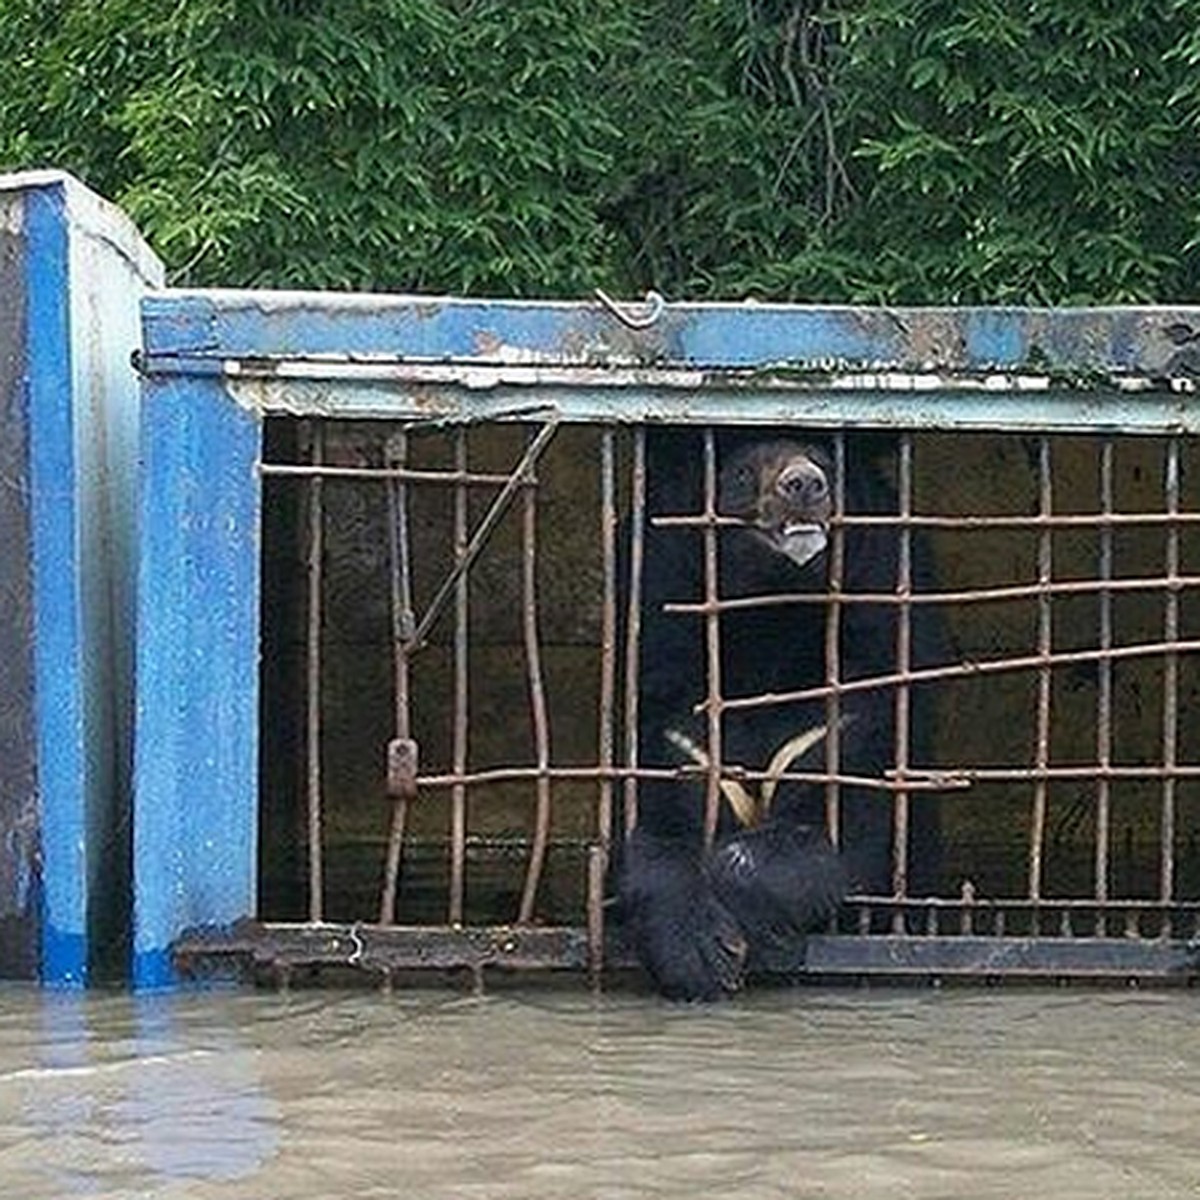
[{"xmin": 1, "ymin": 0, "xmax": 1198, "ymax": 304}]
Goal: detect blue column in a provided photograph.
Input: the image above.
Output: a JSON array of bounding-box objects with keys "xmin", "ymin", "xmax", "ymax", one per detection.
[
  {"xmin": 0, "ymin": 171, "xmax": 162, "ymax": 984},
  {"xmin": 132, "ymin": 376, "xmax": 263, "ymax": 988}
]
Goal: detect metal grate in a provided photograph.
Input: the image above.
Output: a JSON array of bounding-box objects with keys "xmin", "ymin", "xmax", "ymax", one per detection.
[{"xmin": 176, "ymin": 420, "xmax": 1200, "ymax": 988}]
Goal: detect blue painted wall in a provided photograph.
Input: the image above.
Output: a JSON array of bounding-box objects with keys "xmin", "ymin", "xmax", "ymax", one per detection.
[
  {"xmin": 132, "ymin": 377, "xmax": 262, "ymax": 988},
  {"xmin": 0, "ymin": 171, "xmax": 162, "ymax": 984}
]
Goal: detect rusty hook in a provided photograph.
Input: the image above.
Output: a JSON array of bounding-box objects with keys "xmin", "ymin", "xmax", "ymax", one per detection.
[{"xmin": 594, "ymin": 288, "xmax": 666, "ymax": 330}]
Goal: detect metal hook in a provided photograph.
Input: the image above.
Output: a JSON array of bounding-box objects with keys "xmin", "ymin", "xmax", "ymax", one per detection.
[{"xmin": 593, "ymin": 288, "xmax": 666, "ymax": 330}]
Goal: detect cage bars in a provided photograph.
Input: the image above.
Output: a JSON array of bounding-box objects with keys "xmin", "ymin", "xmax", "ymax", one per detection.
[
  {"xmin": 305, "ymin": 421, "xmax": 325, "ymax": 923},
  {"xmin": 590, "ymin": 430, "xmax": 619, "ymax": 980},
  {"xmin": 1162, "ymin": 439, "xmax": 1181, "ymax": 925},
  {"xmin": 892, "ymin": 435, "xmax": 914, "ymax": 924},
  {"xmin": 450, "ymin": 430, "xmax": 469, "ymax": 926},
  {"xmin": 516, "ymin": 429, "xmax": 553, "ymax": 925},
  {"xmin": 1096, "ymin": 441, "xmax": 1114, "ymax": 912},
  {"xmin": 267, "ymin": 423, "xmax": 1200, "ymax": 985},
  {"xmin": 824, "ymin": 435, "xmax": 845, "ymax": 850},
  {"xmin": 379, "ymin": 431, "xmax": 415, "ymax": 924}
]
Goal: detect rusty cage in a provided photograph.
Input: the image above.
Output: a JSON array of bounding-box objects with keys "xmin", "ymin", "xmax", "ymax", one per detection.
[{"xmin": 132, "ymin": 294, "xmax": 1200, "ymax": 989}]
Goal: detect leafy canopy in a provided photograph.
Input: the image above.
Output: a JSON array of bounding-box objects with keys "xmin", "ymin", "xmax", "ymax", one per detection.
[{"xmin": 1, "ymin": 0, "xmax": 1197, "ymax": 303}]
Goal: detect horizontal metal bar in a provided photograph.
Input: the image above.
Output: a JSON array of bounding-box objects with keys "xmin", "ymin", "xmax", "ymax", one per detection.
[
  {"xmin": 220, "ymin": 376, "xmax": 1200, "ymax": 435},
  {"xmin": 717, "ymin": 638, "xmax": 1200, "ymax": 712},
  {"xmin": 410, "ymin": 764, "xmax": 960, "ymax": 793},
  {"xmin": 174, "ymin": 921, "xmax": 596, "ymax": 973},
  {"xmin": 905, "ymin": 764, "xmax": 1200, "ymax": 784},
  {"xmin": 173, "ymin": 923, "xmax": 1200, "ymax": 982},
  {"xmin": 220, "ymin": 359, "xmax": 1145, "ymax": 393},
  {"xmin": 844, "ymin": 895, "xmax": 1200, "ymax": 912},
  {"xmin": 259, "ymin": 463, "xmax": 530, "ymax": 487},
  {"xmin": 665, "ymin": 574, "xmax": 1200, "ymax": 616},
  {"xmin": 803, "ymin": 936, "xmax": 1200, "ymax": 979},
  {"xmin": 657, "ymin": 512, "xmax": 1200, "ymax": 530}
]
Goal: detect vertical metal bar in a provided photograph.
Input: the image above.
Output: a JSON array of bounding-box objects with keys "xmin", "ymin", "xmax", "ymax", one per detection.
[
  {"xmin": 449, "ymin": 429, "xmax": 469, "ymax": 926},
  {"xmin": 891, "ymin": 436, "xmax": 913, "ymax": 930},
  {"xmin": 1162, "ymin": 438, "xmax": 1181, "ymax": 926},
  {"xmin": 702, "ymin": 428, "xmax": 723, "ymax": 850},
  {"xmin": 623, "ymin": 429, "xmax": 646, "ymax": 834},
  {"xmin": 587, "ymin": 844, "xmax": 605, "ymax": 991},
  {"xmin": 1029, "ymin": 437, "xmax": 1053, "ymax": 901},
  {"xmin": 824, "ymin": 435, "xmax": 845, "ymax": 849},
  {"xmin": 1095, "ymin": 440, "xmax": 1113, "ymax": 907},
  {"xmin": 305, "ymin": 422, "xmax": 325, "ymax": 924},
  {"xmin": 590, "ymin": 430, "xmax": 618, "ymax": 981},
  {"xmin": 380, "ymin": 431, "xmax": 414, "ymax": 925},
  {"xmin": 518, "ymin": 427, "xmax": 552, "ymax": 924}
]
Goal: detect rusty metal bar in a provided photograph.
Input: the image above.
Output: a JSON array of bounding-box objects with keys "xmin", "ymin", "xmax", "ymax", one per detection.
[
  {"xmin": 802, "ymin": 935, "xmax": 1200, "ymax": 979},
  {"xmin": 1162, "ymin": 438, "xmax": 1181, "ymax": 918},
  {"xmin": 906, "ymin": 764, "xmax": 1200, "ymax": 783},
  {"xmin": 1096, "ymin": 441, "xmax": 1113, "ymax": 906},
  {"xmin": 657, "ymin": 512, "xmax": 1200, "ymax": 530},
  {"xmin": 824, "ymin": 435, "xmax": 844, "ymax": 849},
  {"xmin": 305, "ymin": 421, "xmax": 325, "ymax": 924},
  {"xmin": 665, "ymin": 573, "xmax": 1200, "ymax": 613},
  {"xmin": 590, "ymin": 430, "xmax": 618, "ymax": 979},
  {"xmin": 517, "ymin": 427, "xmax": 553, "ymax": 925},
  {"xmin": 587, "ymin": 844, "xmax": 605, "ymax": 990},
  {"xmin": 842, "ymin": 894, "xmax": 1200, "ymax": 914},
  {"xmin": 450, "ymin": 429, "xmax": 469, "ymax": 926},
  {"xmin": 173, "ymin": 922, "xmax": 1200, "ymax": 985},
  {"xmin": 392, "ymin": 736, "xmax": 1200, "ymax": 795},
  {"xmin": 259, "ymin": 463, "xmax": 527, "ymax": 486},
  {"xmin": 409, "ymin": 419, "xmax": 558, "ymax": 651},
  {"xmin": 892, "ymin": 436, "xmax": 913, "ymax": 924},
  {"xmin": 413, "ymin": 763, "xmax": 959, "ymax": 790},
  {"xmin": 714, "ymin": 638, "xmax": 1200, "ymax": 710},
  {"xmin": 1029, "ymin": 437, "xmax": 1053, "ymax": 901},
  {"xmin": 417, "ymin": 763, "xmax": 960, "ymax": 792},
  {"xmin": 380, "ymin": 431, "xmax": 415, "ymax": 925},
  {"xmin": 622, "ymin": 429, "xmax": 646, "ymax": 834},
  {"xmin": 702, "ymin": 428, "xmax": 723, "ymax": 850}
]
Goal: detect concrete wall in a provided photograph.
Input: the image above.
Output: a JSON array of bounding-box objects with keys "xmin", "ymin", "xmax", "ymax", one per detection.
[{"xmin": 0, "ymin": 171, "xmax": 162, "ymax": 983}]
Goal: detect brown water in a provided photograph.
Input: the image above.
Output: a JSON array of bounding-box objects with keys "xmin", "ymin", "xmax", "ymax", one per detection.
[{"xmin": 1, "ymin": 984, "xmax": 1198, "ymax": 1198}]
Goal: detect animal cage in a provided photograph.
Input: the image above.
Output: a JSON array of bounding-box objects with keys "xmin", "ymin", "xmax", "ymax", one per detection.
[{"xmin": 132, "ymin": 294, "xmax": 1200, "ymax": 989}]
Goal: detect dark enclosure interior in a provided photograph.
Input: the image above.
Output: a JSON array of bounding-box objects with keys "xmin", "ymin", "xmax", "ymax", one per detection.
[{"xmin": 252, "ymin": 416, "xmax": 1200, "ymax": 981}]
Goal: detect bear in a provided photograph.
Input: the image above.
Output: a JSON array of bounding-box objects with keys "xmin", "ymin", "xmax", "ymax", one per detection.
[{"xmin": 618, "ymin": 427, "xmax": 945, "ymax": 1001}]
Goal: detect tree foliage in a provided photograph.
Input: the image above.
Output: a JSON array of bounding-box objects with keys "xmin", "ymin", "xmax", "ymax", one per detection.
[{"xmin": 1, "ymin": 0, "xmax": 1198, "ymax": 303}]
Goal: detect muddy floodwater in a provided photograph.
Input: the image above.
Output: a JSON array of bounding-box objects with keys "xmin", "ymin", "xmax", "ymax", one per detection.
[{"xmin": 1, "ymin": 983, "xmax": 1199, "ymax": 1198}]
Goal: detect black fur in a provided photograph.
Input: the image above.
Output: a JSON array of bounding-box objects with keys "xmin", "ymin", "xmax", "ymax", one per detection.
[{"xmin": 618, "ymin": 428, "xmax": 945, "ymax": 1000}]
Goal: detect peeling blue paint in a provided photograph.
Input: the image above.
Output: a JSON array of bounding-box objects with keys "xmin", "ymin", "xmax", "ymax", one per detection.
[
  {"xmin": 0, "ymin": 170, "xmax": 162, "ymax": 986},
  {"xmin": 133, "ymin": 377, "xmax": 261, "ymax": 990},
  {"xmin": 141, "ymin": 292, "xmax": 1200, "ymax": 381},
  {"xmin": 26, "ymin": 185, "xmax": 88, "ymax": 987}
]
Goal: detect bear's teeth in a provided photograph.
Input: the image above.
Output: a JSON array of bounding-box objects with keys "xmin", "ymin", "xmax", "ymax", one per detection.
[
  {"xmin": 782, "ymin": 521, "xmax": 822, "ymax": 537},
  {"xmin": 778, "ymin": 525, "xmax": 827, "ymax": 568}
]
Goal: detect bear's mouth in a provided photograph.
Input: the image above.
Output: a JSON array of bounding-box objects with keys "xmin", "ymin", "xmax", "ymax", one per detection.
[
  {"xmin": 781, "ymin": 520, "xmax": 823, "ymax": 538},
  {"xmin": 774, "ymin": 520, "xmax": 828, "ymax": 568}
]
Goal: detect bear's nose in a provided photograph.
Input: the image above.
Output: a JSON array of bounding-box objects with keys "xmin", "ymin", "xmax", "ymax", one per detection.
[{"xmin": 776, "ymin": 463, "xmax": 828, "ymax": 507}]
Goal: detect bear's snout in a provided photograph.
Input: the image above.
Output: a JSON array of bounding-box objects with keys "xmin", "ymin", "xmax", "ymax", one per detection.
[{"xmin": 776, "ymin": 461, "xmax": 828, "ymax": 510}]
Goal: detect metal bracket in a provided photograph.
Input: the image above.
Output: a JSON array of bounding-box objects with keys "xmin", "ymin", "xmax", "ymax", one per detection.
[
  {"xmin": 594, "ymin": 288, "xmax": 666, "ymax": 330},
  {"xmin": 386, "ymin": 738, "xmax": 419, "ymax": 799}
]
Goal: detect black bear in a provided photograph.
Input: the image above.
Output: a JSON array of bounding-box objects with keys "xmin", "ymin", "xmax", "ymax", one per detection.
[{"xmin": 618, "ymin": 427, "xmax": 944, "ymax": 1001}]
